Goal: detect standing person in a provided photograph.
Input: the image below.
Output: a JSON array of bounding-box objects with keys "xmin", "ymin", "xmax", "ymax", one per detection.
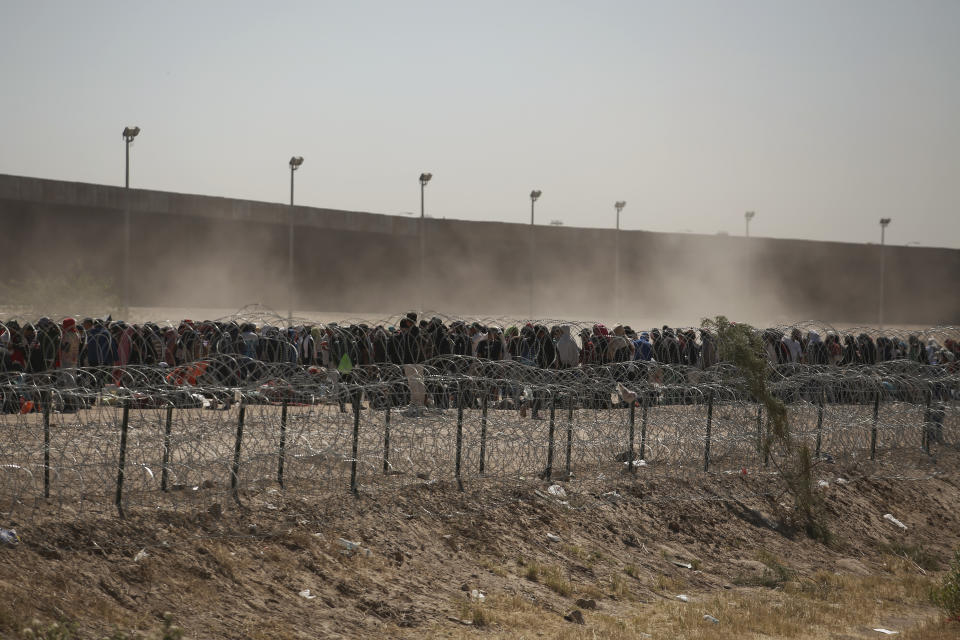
[
  {"xmin": 783, "ymin": 328, "xmax": 803, "ymax": 364},
  {"xmin": 476, "ymin": 327, "xmax": 504, "ymax": 361},
  {"xmin": 59, "ymin": 318, "xmax": 80, "ymax": 369},
  {"xmin": 36, "ymin": 318, "xmax": 60, "ymax": 371},
  {"xmin": 579, "ymin": 328, "xmax": 597, "ymax": 365},
  {"xmin": 806, "ymin": 331, "xmax": 829, "ymax": 365},
  {"xmin": 908, "ymin": 335, "xmax": 926, "ymax": 363},
  {"xmin": 84, "ymin": 320, "xmax": 115, "ymax": 385},
  {"xmin": 682, "ymin": 329, "xmax": 700, "ymax": 367},
  {"xmin": 523, "ymin": 325, "xmax": 556, "ymax": 419},
  {"xmin": 555, "ymin": 325, "xmax": 580, "ymax": 369},
  {"xmin": 22, "ymin": 325, "xmax": 46, "ymax": 373},
  {"xmin": 699, "ymin": 329, "xmax": 717, "ymax": 368},
  {"xmin": 606, "ymin": 325, "xmax": 633, "ymax": 363},
  {"xmin": 633, "ymin": 331, "xmax": 653, "ymax": 362},
  {"xmin": 591, "ymin": 324, "xmax": 611, "ymax": 364},
  {"xmin": 858, "ymin": 334, "xmax": 877, "ymax": 365},
  {"xmin": 840, "ymin": 334, "xmax": 858, "ymax": 365},
  {"xmin": 826, "ymin": 333, "xmax": 843, "ymax": 366},
  {"xmin": 5, "ymin": 323, "xmax": 27, "ymax": 371}
]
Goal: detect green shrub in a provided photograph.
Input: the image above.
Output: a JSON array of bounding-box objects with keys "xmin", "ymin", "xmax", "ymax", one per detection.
[{"xmin": 931, "ymin": 548, "xmax": 960, "ymax": 619}]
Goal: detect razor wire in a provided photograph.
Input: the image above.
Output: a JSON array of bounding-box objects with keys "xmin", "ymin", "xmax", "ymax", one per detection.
[{"xmin": 0, "ymin": 312, "xmax": 957, "ymax": 523}]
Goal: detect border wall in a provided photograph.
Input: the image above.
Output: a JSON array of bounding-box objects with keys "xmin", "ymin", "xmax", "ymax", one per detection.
[{"xmin": 1, "ymin": 174, "xmax": 957, "ymax": 325}]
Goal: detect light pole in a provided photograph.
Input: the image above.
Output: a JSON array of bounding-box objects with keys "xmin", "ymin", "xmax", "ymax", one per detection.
[
  {"xmin": 122, "ymin": 126, "xmax": 140, "ymax": 313},
  {"xmin": 614, "ymin": 201, "xmax": 626, "ymax": 319},
  {"xmin": 745, "ymin": 210, "xmax": 755, "ymax": 237},
  {"xmin": 288, "ymin": 156, "xmax": 303, "ymax": 320},
  {"xmin": 879, "ymin": 217, "xmax": 891, "ymax": 328},
  {"xmin": 419, "ymin": 172, "xmax": 432, "ymax": 316},
  {"xmin": 529, "ymin": 190, "xmax": 542, "ymax": 319}
]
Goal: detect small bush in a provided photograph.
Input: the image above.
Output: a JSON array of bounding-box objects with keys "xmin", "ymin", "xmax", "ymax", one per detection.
[
  {"xmin": 931, "ymin": 548, "xmax": 960, "ymax": 619},
  {"xmin": 542, "ymin": 567, "xmax": 573, "ymax": 597},
  {"xmin": 881, "ymin": 542, "xmax": 941, "ymax": 572},
  {"xmin": 524, "ymin": 560, "xmax": 542, "ymax": 582},
  {"xmin": 734, "ymin": 551, "xmax": 795, "ymax": 589},
  {"xmin": 470, "ymin": 605, "xmax": 490, "ymax": 628}
]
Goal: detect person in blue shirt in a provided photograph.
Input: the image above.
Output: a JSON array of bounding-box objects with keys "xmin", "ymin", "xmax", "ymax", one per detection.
[{"xmin": 633, "ymin": 331, "xmax": 653, "ymax": 361}]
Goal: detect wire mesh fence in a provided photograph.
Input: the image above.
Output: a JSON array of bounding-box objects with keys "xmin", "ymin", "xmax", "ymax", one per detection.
[{"xmin": 1, "ymin": 313, "xmax": 957, "ymax": 523}]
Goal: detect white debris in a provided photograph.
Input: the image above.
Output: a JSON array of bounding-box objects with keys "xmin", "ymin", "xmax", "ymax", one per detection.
[
  {"xmin": 703, "ymin": 614, "xmax": 719, "ymax": 624},
  {"xmin": 883, "ymin": 514, "xmax": 907, "ymax": 530},
  {"xmin": 836, "ymin": 477, "xmax": 849, "ymax": 484},
  {"xmin": 133, "ymin": 548, "xmax": 148, "ymax": 562},
  {"xmin": 470, "ymin": 589, "xmax": 485, "ymax": 602},
  {"xmin": 547, "ymin": 533, "xmax": 562, "ymax": 543},
  {"xmin": 338, "ymin": 538, "xmax": 361, "ymax": 551},
  {"xmin": 672, "ymin": 561, "xmax": 693, "ymax": 569},
  {"xmin": 625, "ymin": 458, "xmax": 647, "ymax": 468},
  {"xmin": 602, "ymin": 491, "xmax": 622, "ymax": 502},
  {"xmin": 616, "ymin": 383, "xmax": 638, "ymax": 403},
  {"xmin": 547, "ymin": 484, "xmax": 567, "ymax": 498},
  {"xmin": 817, "ymin": 480, "xmax": 830, "ymax": 488},
  {"xmin": 676, "ymin": 594, "xmax": 689, "ymax": 602},
  {"xmin": 0, "ymin": 528, "xmax": 20, "ymax": 547},
  {"xmin": 872, "ymin": 629, "xmax": 899, "ymax": 635},
  {"xmin": 299, "ymin": 589, "xmax": 316, "ymax": 599}
]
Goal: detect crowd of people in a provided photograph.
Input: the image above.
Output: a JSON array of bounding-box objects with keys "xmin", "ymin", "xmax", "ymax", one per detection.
[{"xmin": 1, "ymin": 313, "xmax": 957, "ymax": 376}]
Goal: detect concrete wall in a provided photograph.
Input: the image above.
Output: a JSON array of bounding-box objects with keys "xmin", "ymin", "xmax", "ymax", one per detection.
[{"xmin": 1, "ymin": 173, "xmax": 957, "ymax": 325}]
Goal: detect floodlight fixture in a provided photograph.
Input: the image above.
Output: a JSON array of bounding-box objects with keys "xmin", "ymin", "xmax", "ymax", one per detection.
[
  {"xmin": 745, "ymin": 210, "xmax": 756, "ymax": 237},
  {"xmin": 419, "ymin": 172, "xmax": 433, "ymax": 185}
]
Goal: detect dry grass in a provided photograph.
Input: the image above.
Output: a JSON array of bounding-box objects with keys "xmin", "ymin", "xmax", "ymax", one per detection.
[
  {"xmin": 519, "ymin": 559, "xmax": 572, "ymax": 596},
  {"xmin": 423, "ymin": 556, "xmax": 949, "ymax": 640},
  {"xmin": 655, "ymin": 573, "xmax": 686, "ymax": 593}
]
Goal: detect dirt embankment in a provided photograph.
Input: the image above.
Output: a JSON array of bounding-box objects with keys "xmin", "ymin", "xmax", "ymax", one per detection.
[{"xmin": 1, "ymin": 451, "xmax": 959, "ymax": 639}]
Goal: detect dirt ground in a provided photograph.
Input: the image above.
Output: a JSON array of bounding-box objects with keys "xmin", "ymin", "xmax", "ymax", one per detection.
[{"xmin": 1, "ymin": 449, "xmax": 959, "ymax": 639}]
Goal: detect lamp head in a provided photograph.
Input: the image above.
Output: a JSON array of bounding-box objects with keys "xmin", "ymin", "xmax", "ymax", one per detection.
[
  {"xmin": 289, "ymin": 156, "xmax": 304, "ymax": 169},
  {"xmin": 122, "ymin": 126, "xmax": 140, "ymax": 140},
  {"xmin": 419, "ymin": 172, "xmax": 433, "ymax": 185},
  {"xmin": 530, "ymin": 190, "xmax": 542, "ymax": 201},
  {"xmin": 879, "ymin": 217, "xmax": 891, "ymax": 227},
  {"xmin": 615, "ymin": 200, "xmax": 626, "ymax": 211},
  {"xmin": 745, "ymin": 210, "xmax": 756, "ymax": 221}
]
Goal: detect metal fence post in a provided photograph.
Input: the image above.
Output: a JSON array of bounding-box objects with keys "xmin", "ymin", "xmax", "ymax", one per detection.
[
  {"xmin": 383, "ymin": 402, "xmax": 391, "ymax": 474},
  {"xmin": 815, "ymin": 391, "xmax": 824, "ymax": 459},
  {"xmin": 565, "ymin": 396, "xmax": 573, "ymax": 475},
  {"xmin": 455, "ymin": 382, "xmax": 464, "ymax": 491},
  {"xmin": 704, "ymin": 390, "xmax": 714, "ymax": 472},
  {"xmin": 627, "ymin": 400, "xmax": 636, "ymax": 473},
  {"xmin": 478, "ymin": 389, "xmax": 488, "ymax": 475},
  {"xmin": 161, "ymin": 403, "xmax": 173, "ymax": 492},
  {"xmin": 870, "ymin": 391, "xmax": 880, "ymax": 460},
  {"xmin": 544, "ymin": 392, "xmax": 555, "ymax": 480},
  {"xmin": 277, "ymin": 400, "xmax": 288, "ymax": 488},
  {"xmin": 42, "ymin": 391, "xmax": 51, "ymax": 499},
  {"xmin": 350, "ymin": 390, "xmax": 361, "ymax": 495},
  {"xmin": 231, "ymin": 403, "xmax": 246, "ymax": 505},
  {"xmin": 639, "ymin": 397, "xmax": 648, "ymax": 462},
  {"xmin": 115, "ymin": 402, "xmax": 130, "ymax": 519}
]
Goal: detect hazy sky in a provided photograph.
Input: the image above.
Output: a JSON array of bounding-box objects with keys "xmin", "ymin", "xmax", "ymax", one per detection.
[{"xmin": 2, "ymin": 1, "xmax": 958, "ymax": 248}]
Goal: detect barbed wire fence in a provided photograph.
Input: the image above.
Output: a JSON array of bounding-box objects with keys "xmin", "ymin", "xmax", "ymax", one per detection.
[{"xmin": 0, "ymin": 311, "xmax": 957, "ymax": 525}]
